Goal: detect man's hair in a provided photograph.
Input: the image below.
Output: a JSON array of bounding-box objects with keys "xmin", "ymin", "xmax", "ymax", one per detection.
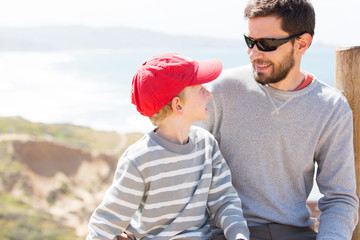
[
  {"xmin": 244, "ymin": 0, "xmax": 315, "ymax": 37},
  {"xmin": 149, "ymin": 90, "xmax": 186, "ymax": 126}
]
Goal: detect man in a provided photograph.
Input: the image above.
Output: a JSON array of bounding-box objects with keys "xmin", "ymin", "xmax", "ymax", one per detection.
[{"xmin": 198, "ymin": 0, "xmax": 359, "ymax": 239}]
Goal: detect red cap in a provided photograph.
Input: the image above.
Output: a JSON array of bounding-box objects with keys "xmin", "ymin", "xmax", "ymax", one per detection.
[{"xmin": 131, "ymin": 52, "xmax": 222, "ymax": 117}]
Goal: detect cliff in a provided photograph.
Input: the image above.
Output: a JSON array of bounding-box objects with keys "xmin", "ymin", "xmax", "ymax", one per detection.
[{"xmin": 0, "ymin": 117, "xmax": 143, "ymax": 239}]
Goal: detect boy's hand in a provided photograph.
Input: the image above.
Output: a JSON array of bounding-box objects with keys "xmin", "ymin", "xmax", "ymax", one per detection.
[{"xmin": 116, "ymin": 233, "xmax": 129, "ymax": 239}]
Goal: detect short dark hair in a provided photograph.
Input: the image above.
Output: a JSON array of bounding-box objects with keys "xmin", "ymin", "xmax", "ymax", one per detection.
[{"xmin": 244, "ymin": 0, "xmax": 315, "ymax": 37}]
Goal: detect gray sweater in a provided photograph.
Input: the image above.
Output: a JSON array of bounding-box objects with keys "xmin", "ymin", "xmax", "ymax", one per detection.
[
  {"xmin": 87, "ymin": 126, "xmax": 249, "ymax": 240},
  {"xmin": 198, "ymin": 65, "xmax": 359, "ymax": 239}
]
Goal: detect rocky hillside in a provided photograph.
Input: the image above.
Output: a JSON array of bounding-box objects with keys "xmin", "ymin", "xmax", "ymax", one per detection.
[{"xmin": 0, "ymin": 116, "xmax": 143, "ymax": 239}]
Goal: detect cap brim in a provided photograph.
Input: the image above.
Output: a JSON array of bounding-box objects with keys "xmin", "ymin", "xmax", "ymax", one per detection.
[{"xmin": 189, "ymin": 59, "xmax": 222, "ymax": 86}]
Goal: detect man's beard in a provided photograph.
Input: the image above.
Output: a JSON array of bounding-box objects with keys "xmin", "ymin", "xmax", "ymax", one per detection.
[{"xmin": 252, "ymin": 48, "xmax": 295, "ymax": 85}]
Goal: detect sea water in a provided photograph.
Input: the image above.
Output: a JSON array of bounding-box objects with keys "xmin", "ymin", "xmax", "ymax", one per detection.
[
  {"xmin": 0, "ymin": 45, "xmax": 336, "ymax": 200},
  {"xmin": 0, "ymin": 44, "xmax": 336, "ymax": 134}
]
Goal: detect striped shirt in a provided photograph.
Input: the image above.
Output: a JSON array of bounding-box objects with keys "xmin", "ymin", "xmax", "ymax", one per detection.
[{"xmin": 87, "ymin": 126, "xmax": 249, "ymax": 240}]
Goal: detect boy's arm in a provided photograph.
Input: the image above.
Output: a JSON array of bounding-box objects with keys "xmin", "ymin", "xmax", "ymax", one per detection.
[
  {"xmin": 116, "ymin": 233, "xmax": 130, "ymax": 239},
  {"xmin": 87, "ymin": 157, "xmax": 145, "ymax": 240},
  {"xmin": 207, "ymin": 140, "xmax": 250, "ymax": 240}
]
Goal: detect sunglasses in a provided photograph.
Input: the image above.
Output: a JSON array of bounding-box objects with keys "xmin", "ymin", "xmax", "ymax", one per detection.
[{"xmin": 244, "ymin": 32, "xmax": 305, "ymax": 52}]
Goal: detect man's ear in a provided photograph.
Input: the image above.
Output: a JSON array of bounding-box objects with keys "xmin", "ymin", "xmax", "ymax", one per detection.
[
  {"xmin": 171, "ymin": 96, "xmax": 183, "ymax": 115},
  {"xmin": 296, "ymin": 33, "xmax": 312, "ymax": 54}
]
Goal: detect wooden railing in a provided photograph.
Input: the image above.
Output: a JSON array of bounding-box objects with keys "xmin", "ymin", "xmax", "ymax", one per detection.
[{"xmin": 335, "ymin": 46, "xmax": 360, "ymax": 240}]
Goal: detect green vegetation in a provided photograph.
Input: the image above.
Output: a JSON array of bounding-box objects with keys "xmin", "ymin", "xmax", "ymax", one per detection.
[
  {"xmin": 0, "ymin": 142, "xmax": 22, "ymax": 173},
  {"xmin": 0, "ymin": 116, "xmax": 142, "ymax": 156},
  {"xmin": 0, "ymin": 193, "xmax": 77, "ymax": 240}
]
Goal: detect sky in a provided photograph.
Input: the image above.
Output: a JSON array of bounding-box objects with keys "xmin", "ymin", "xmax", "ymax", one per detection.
[
  {"xmin": 0, "ymin": 0, "xmax": 359, "ymax": 47},
  {"xmin": 0, "ymin": 0, "xmax": 359, "ymax": 135}
]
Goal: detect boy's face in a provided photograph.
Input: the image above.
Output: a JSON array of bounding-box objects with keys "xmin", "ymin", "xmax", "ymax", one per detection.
[{"xmin": 181, "ymin": 85, "xmax": 212, "ymax": 123}]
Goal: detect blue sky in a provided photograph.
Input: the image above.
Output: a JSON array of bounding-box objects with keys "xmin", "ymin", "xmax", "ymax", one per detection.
[
  {"xmin": 0, "ymin": 0, "xmax": 358, "ymax": 136},
  {"xmin": 0, "ymin": 0, "xmax": 359, "ymax": 47}
]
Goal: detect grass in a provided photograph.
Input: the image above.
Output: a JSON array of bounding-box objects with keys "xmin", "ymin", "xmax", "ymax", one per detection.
[
  {"xmin": 0, "ymin": 142, "xmax": 22, "ymax": 173},
  {"xmin": 0, "ymin": 193, "xmax": 78, "ymax": 240}
]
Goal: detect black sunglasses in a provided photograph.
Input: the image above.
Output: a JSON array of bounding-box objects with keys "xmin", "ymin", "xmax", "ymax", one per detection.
[{"xmin": 244, "ymin": 32, "xmax": 305, "ymax": 52}]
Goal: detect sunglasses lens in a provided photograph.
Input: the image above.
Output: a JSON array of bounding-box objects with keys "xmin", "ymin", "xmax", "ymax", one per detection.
[
  {"xmin": 244, "ymin": 35, "xmax": 255, "ymax": 48},
  {"xmin": 244, "ymin": 33, "xmax": 303, "ymax": 52},
  {"xmin": 244, "ymin": 35, "xmax": 276, "ymax": 52},
  {"xmin": 257, "ymin": 40, "xmax": 277, "ymax": 51}
]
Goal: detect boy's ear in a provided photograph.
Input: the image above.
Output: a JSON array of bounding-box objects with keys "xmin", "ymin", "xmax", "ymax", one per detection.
[{"xmin": 171, "ymin": 97, "xmax": 183, "ymax": 115}]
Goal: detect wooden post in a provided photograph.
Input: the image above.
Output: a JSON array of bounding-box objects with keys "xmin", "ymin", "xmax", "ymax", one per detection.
[{"xmin": 335, "ymin": 46, "xmax": 360, "ymax": 240}]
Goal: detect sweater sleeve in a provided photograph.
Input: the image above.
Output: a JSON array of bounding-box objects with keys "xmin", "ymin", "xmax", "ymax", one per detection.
[
  {"xmin": 207, "ymin": 140, "xmax": 249, "ymax": 240},
  {"xmin": 316, "ymin": 111, "xmax": 359, "ymax": 239},
  {"xmin": 87, "ymin": 157, "xmax": 145, "ymax": 240}
]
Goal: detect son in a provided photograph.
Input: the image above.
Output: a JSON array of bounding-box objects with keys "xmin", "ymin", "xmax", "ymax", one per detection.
[{"xmin": 87, "ymin": 53, "xmax": 249, "ymax": 240}]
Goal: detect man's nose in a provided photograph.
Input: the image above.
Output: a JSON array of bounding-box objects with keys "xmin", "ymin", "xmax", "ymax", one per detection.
[{"xmin": 248, "ymin": 44, "xmax": 263, "ymax": 61}]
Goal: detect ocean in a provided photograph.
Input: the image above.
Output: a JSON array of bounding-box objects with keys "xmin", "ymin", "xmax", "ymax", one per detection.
[
  {"xmin": 0, "ymin": 45, "xmax": 336, "ymax": 200},
  {"xmin": 0, "ymin": 44, "xmax": 337, "ymax": 134}
]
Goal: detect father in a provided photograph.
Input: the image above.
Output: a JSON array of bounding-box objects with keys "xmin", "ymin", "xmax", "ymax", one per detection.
[{"xmin": 198, "ymin": 0, "xmax": 359, "ymax": 239}]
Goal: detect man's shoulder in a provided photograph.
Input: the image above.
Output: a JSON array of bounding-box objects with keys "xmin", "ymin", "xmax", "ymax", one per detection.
[
  {"xmin": 218, "ymin": 64, "xmax": 253, "ymax": 81},
  {"xmin": 205, "ymin": 64, "xmax": 253, "ymax": 92},
  {"xmin": 307, "ymin": 78, "xmax": 352, "ymax": 117},
  {"xmin": 313, "ymin": 79, "xmax": 351, "ymax": 107}
]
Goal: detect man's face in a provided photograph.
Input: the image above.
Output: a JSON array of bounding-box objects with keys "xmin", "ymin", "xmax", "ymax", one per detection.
[{"xmin": 246, "ymin": 16, "xmax": 297, "ymax": 86}]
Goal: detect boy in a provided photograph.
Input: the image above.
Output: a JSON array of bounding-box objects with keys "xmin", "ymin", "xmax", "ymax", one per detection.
[{"xmin": 86, "ymin": 53, "xmax": 249, "ymax": 240}]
